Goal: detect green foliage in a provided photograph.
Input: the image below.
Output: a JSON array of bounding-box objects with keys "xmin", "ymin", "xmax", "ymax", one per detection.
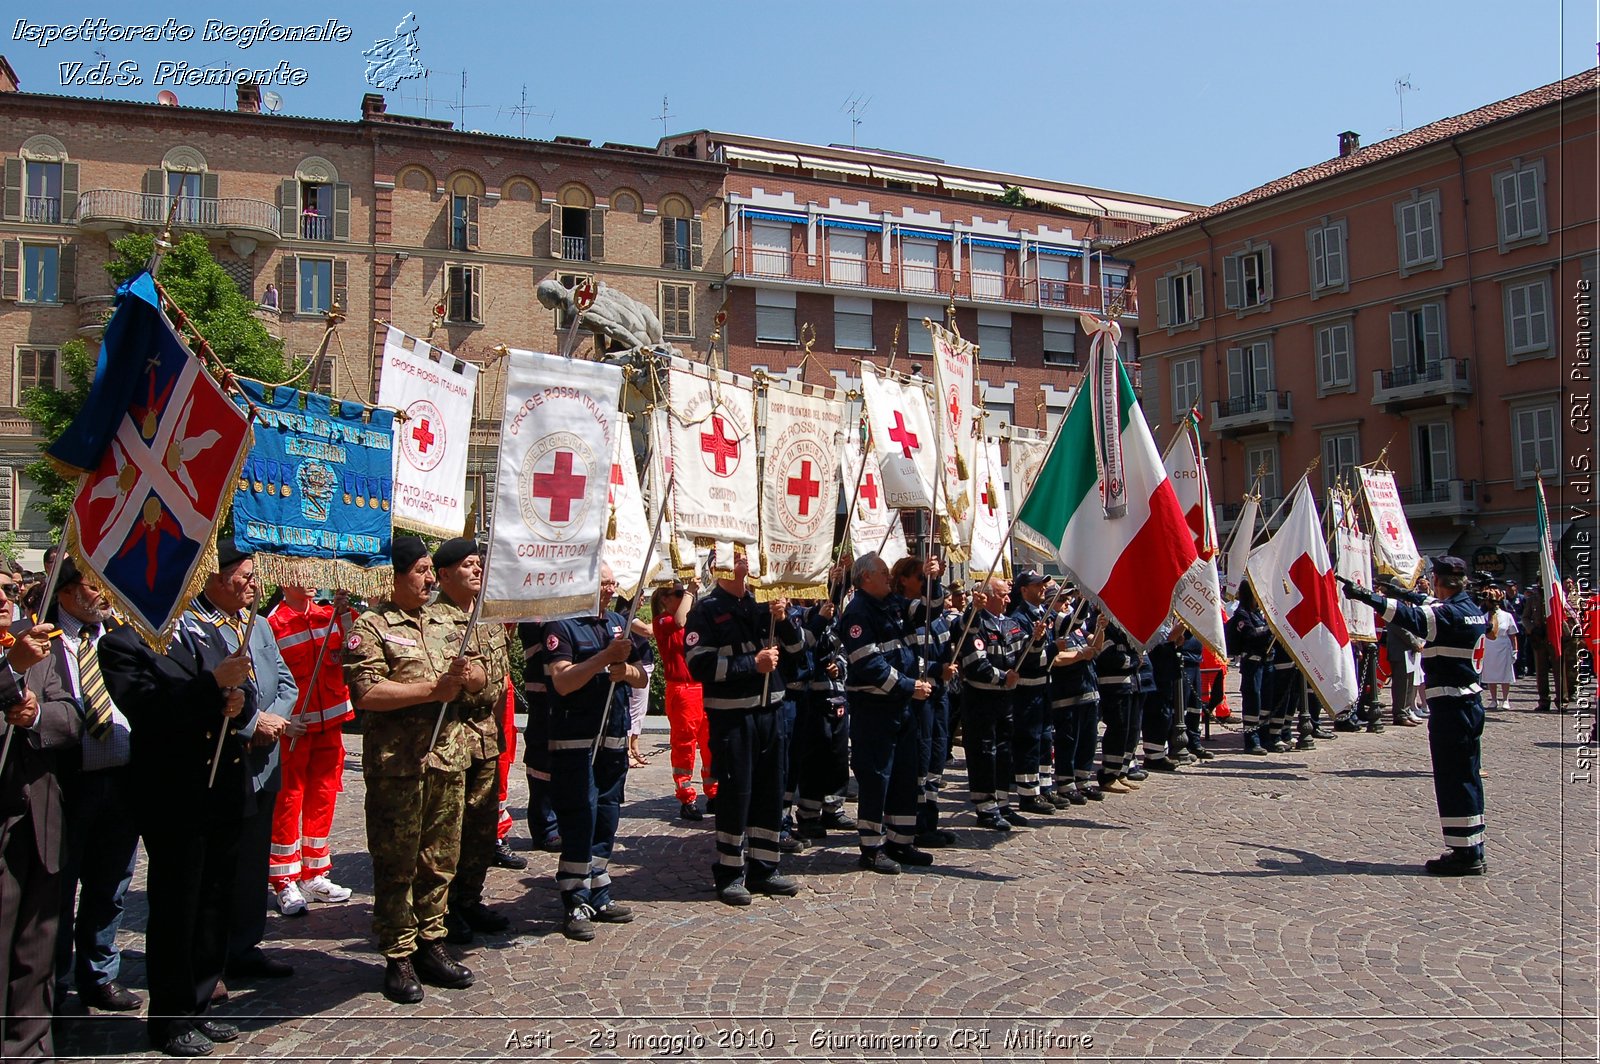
[
  {"xmin": 24, "ymin": 233, "xmax": 290, "ymax": 533},
  {"xmin": 1000, "ymin": 185, "xmax": 1029, "ymax": 207}
]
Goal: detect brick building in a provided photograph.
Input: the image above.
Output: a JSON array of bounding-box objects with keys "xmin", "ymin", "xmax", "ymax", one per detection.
[
  {"xmin": 1118, "ymin": 70, "xmax": 1596, "ymax": 582},
  {"xmin": 0, "ymin": 61, "xmax": 725, "ymax": 561}
]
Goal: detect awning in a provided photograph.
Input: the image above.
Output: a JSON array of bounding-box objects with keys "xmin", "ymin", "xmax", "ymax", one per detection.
[
  {"xmin": 968, "ymin": 236, "xmax": 1019, "ymax": 250},
  {"xmin": 871, "ymin": 164, "xmax": 937, "ymax": 185},
  {"xmin": 724, "ymin": 145, "xmax": 801, "ymax": 167},
  {"xmin": 821, "ymin": 217, "xmax": 880, "ymax": 232},
  {"xmin": 1495, "ymin": 522, "xmax": 1568, "ymax": 552},
  {"xmin": 1089, "ymin": 195, "xmax": 1190, "ymax": 225},
  {"xmin": 1034, "ymin": 243, "xmax": 1082, "ymax": 257},
  {"xmin": 1412, "ymin": 530, "xmax": 1463, "ymax": 555},
  {"xmin": 896, "ymin": 226, "xmax": 952, "ymax": 242},
  {"xmin": 941, "ymin": 175, "xmax": 1006, "ymax": 196},
  {"xmin": 799, "ymin": 154, "xmax": 872, "ymax": 177},
  {"xmin": 1019, "ymin": 187, "xmax": 1105, "ymax": 214},
  {"xmin": 742, "ymin": 209, "xmax": 805, "ymax": 225}
]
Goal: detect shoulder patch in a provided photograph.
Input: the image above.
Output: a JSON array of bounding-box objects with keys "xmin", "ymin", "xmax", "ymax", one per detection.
[
  {"xmin": 685, "ymin": 631, "xmax": 700, "ymax": 647},
  {"xmin": 345, "ymin": 633, "xmax": 362, "ymax": 651},
  {"xmin": 546, "ymin": 634, "xmax": 560, "ymax": 652},
  {"xmin": 849, "ymin": 624, "xmax": 863, "ymax": 639},
  {"xmin": 974, "ymin": 638, "xmax": 985, "ymax": 651}
]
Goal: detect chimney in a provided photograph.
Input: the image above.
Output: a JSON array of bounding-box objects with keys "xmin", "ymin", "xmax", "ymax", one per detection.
[
  {"xmin": 236, "ymin": 79, "xmax": 261, "ymax": 113},
  {"xmin": 0, "ymin": 57, "xmax": 19, "ymax": 93},
  {"xmin": 361, "ymin": 93, "xmax": 388, "ymax": 121},
  {"xmin": 1338, "ymin": 130, "xmax": 1361, "ymax": 158}
]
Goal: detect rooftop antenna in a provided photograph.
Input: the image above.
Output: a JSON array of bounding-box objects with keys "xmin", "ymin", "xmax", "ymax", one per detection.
[
  {"xmin": 500, "ymin": 84, "xmax": 552, "ymax": 138},
  {"xmin": 652, "ymin": 94, "xmax": 676, "ymax": 139},
  {"xmin": 446, "ymin": 69, "xmax": 491, "ymax": 130},
  {"xmin": 93, "ymin": 49, "xmax": 107, "ymax": 98},
  {"xmin": 841, "ymin": 93, "xmax": 871, "ymax": 148},
  {"xmin": 1394, "ymin": 75, "xmax": 1417, "ymax": 133}
]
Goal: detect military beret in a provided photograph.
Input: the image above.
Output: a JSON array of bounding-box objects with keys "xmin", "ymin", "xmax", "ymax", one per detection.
[
  {"xmin": 392, "ymin": 536, "xmax": 430, "ymax": 574},
  {"xmin": 216, "ymin": 541, "xmax": 254, "ymax": 572},
  {"xmin": 433, "ymin": 537, "xmax": 482, "ymax": 572}
]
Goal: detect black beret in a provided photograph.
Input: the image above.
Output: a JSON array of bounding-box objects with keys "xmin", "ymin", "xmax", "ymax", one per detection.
[
  {"xmin": 1432, "ymin": 555, "xmax": 1468, "ymax": 577},
  {"xmin": 392, "ymin": 536, "xmax": 430, "ymax": 574},
  {"xmin": 433, "ymin": 537, "xmax": 482, "ymax": 571},
  {"xmin": 216, "ymin": 541, "xmax": 254, "ymax": 572}
]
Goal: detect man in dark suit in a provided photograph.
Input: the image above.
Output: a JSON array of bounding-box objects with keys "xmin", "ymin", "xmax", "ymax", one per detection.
[
  {"xmin": 98, "ymin": 548, "xmax": 259, "ymax": 1057},
  {"xmin": 0, "ymin": 585, "xmax": 69, "ymax": 1059}
]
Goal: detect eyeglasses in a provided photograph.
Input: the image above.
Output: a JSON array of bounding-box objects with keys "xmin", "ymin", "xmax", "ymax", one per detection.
[{"xmin": 0, "ymin": 583, "xmax": 14, "ymax": 593}]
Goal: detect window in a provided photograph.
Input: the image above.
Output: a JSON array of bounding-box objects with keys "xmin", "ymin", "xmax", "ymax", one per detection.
[
  {"xmin": 828, "ymin": 230, "xmax": 867, "ymax": 286},
  {"xmin": 450, "ymin": 194, "xmax": 480, "ymax": 252},
  {"xmin": 1511, "ymin": 403, "xmax": 1558, "ymax": 483},
  {"xmin": 168, "ymin": 170, "xmax": 207, "ymax": 225},
  {"xmin": 20, "ymin": 243, "xmax": 58, "ymax": 303},
  {"xmin": 1042, "ymin": 317, "xmax": 1076, "ymax": 365},
  {"xmin": 660, "ymin": 216, "xmax": 702, "ymax": 270},
  {"xmin": 1038, "ymin": 254, "xmax": 1071, "ymax": 306},
  {"xmin": 901, "ymin": 238, "xmax": 939, "ymax": 293},
  {"xmin": 977, "ymin": 311, "xmax": 1011, "ymax": 361},
  {"xmin": 551, "ymin": 204, "xmax": 603, "ymax": 262},
  {"xmin": 1157, "ymin": 265, "xmax": 1203, "ymax": 327},
  {"xmin": 1388, "ymin": 302, "xmax": 1446, "ymax": 372},
  {"xmin": 298, "ymin": 258, "xmax": 333, "ymax": 314},
  {"xmin": 24, "ymin": 161, "xmax": 61, "ymax": 223},
  {"xmin": 446, "ymin": 264, "xmax": 483, "ymax": 324},
  {"xmin": 4, "ymin": 153, "xmax": 78, "ymax": 225},
  {"xmin": 1503, "ymin": 277, "xmax": 1552, "ymax": 358},
  {"xmin": 1307, "ymin": 220, "xmax": 1347, "ymax": 294},
  {"xmin": 1321, "ymin": 430, "xmax": 1359, "ymax": 492},
  {"xmin": 971, "ymin": 249, "xmax": 1005, "ymax": 301},
  {"xmin": 1171, "ymin": 356, "xmax": 1201, "ymax": 421},
  {"xmin": 1223, "ymin": 244, "xmax": 1273, "ymax": 310},
  {"xmin": 1225, "ymin": 341, "xmax": 1273, "ymax": 402},
  {"xmin": 1244, "ymin": 441, "xmax": 1280, "ymax": 503},
  {"xmin": 749, "ymin": 221, "xmax": 791, "ymax": 277},
  {"xmin": 299, "ymin": 183, "xmax": 331, "ymax": 240},
  {"xmin": 1395, "ymin": 191, "xmax": 1441, "ymax": 272},
  {"xmin": 906, "ymin": 303, "xmax": 944, "ymax": 356},
  {"xmin": 1315, "ymin": 321, "xmax": 1354, "ymax": 392},
  {"xmin": 1494, "ymin": 160, "xmax": 1546, "ymax": 247},
  {"xmin": 834, "ymin": 296, "xmax": 873, "ymax": 350},
  {"xmin": 1415, "ymin": 420, "xmax": 1454, "ymax": 490},
  {"xmin": 13, "ymin": 346, "xmax": 58, "ymax": 405},
  {"xmin": 659, "ymin": 282, "xmax": 692, "ymax": 338},
  {"xmin": 755, "ymin": 288, "xmax": 796, "ymax": 343}
]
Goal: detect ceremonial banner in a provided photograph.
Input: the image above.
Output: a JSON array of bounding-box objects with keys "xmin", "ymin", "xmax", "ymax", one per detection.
[
  {"xmin": 483, "ymin": 350, "xmax": 622, "ymax": 622},
  {"xmin": 1536, "ymin": 475, "xmax": 1570, "ymax": 658},
  {"xmin": 1008, "ymin": 426, "xmax": 1054, "ymax": 556},
  {"xmin": 1332, "ymin": 501, "xmax": 1377, "ymax": 641},
  {"xmin": 1357, "ymin": 467, "xmax": 1424, "ymax": 587},
  {"xmin": 1246, "ymin": 478, "xmax": 1360, "ymax": 714},
  {"xmin": 601, "ymin": 420, "xmax": 665, "ymax": 601},
  {"xmin": 1221, "ymin": 494, "xmax": 1258, "ymax": 600},
  {"xmin": 649, "ymin": 407, "xmax": 704, "ymax": 577},
  {"xmin": 860, "ymin": 361, "xmax": 939, "ymax": 511},
  {"xmin": 1162, "ymin": 418, "xmax": 1226, "ymax": 657},
  {"xmin": 758, "ymin": 382, "xmax": 848, "ymax": 597},
  {"xmin": 965, "ymin": 435, "xmax": 1010, "ymax": 579},
  {"xmin": 667, "ymin": 359, "xmax": 759, "ymax": 553},
  {"xmin": 54, "ymin": 272, "xmax": 251, "ymax": 650},
  {"xmin": 929, "ymin": 322, "xmax": 974, "ymax": 522},
  {"xmin": 231, "ymin": 381, "xmax": 394, "ymax": 598},
  {"xmin": 377, "ymin": 327, "xmax": 479, "ymax": 540},
  {"xmin": 841, "ymin": 435, "xmax": 906, "ymax": 567}
]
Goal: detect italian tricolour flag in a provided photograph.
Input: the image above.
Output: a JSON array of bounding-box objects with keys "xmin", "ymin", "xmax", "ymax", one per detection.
[
  {"xmin": 1017, "ymin": 336, "xmax": 1201, "ymax": 649},
  {"xmin": 1537, "ymin": 475, "xmax": 1569, "ymax": 658}
]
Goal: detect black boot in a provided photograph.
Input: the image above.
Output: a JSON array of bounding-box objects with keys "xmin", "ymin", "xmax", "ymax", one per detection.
[
  {"xmin": 383, "ymin": 957, "xmax": 424, "ymax": 1004},
  {"xmin": 412, "ymin": 941, "xmax": 473, "ymax": 988}
]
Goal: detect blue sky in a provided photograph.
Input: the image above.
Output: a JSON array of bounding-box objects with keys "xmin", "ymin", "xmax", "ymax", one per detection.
[{"xmin": 7, "ymin": 1, "xmax": 1595, "ymax": 205}]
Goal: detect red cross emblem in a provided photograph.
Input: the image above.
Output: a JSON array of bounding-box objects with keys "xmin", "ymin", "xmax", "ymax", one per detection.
[
  {"xmin": 531, "ymin": 451, "xmax": 588, "ymax": 524},
  {"xmin": 1383, "ymin": 518, "xmax": 1401, "ymax": 541},
  {"xmin": 411, "ymin": 419, "xmax": 435, "ymax": 454},
  {"xmin": 786, "ymin": 459, "xmax": 821, "ymax": 517},
  {"xmin": 981, "ymin": 483, "xmax": 997, "ymax": 516},
  {"xmin": 947, "ymin": 387, "xmax": 961, "ymax": 433},
  {"xmin": 887, "ymin": 411, "xmax": 920, "ymax": 460},
  {"xmin": 859, "ymin": 470, "xmax": 880, "ymax": 511},
  {"xmin": 1285, "ymin": 552, "xmax": 1350, "ymax": 648},
  {"xmin": 699, "ymin": 415, "xmax": 741, "ymax": 477}
]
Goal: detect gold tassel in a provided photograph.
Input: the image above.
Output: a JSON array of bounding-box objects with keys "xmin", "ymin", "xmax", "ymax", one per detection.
[
  {"xmin": 955, "ymin": 451, "xmax": 969, "ymax": 480},
  {"xmin": 606, "ymin": 506, "xmax": 618, "ymax": 540}
]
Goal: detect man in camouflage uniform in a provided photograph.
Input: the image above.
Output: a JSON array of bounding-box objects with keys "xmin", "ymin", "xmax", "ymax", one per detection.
[
  {"xmin": 343, "ymin": 537, "xmax": 476, "ymax": 1004},
  {"xmin": 430, "ymin": 539, "xmax": 513, "ymax": 945}
]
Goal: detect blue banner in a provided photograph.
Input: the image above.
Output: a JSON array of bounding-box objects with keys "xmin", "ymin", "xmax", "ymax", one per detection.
[{"xmin": 231, "ymin": 381, "xmax": 394, "ymax": 573}]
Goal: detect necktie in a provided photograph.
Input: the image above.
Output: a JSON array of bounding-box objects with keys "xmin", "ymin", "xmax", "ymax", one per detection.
[{"xmin": 78, "ymin": 628, "xmax": 114, "ymax": 739}]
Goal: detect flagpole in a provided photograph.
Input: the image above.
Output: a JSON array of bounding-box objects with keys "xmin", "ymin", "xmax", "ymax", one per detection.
[
  {"xmin": 209, "ymin": 571, "xmax": 261, "ymax": 789},
  {"xmin": 0, "ymin": 513, "xmax": 75, "ymax": 780}
]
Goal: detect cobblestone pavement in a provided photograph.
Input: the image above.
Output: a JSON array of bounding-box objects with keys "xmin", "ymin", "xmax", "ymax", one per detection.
[{"xmin": 54, "ymin": 677, "xmax": 1598, "ymax": 1062}]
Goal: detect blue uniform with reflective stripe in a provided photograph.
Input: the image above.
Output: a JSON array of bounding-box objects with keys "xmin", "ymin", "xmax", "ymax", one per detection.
[{"xmin": 840, "ymin": 590, "xmax": 923, "ymax": 852}]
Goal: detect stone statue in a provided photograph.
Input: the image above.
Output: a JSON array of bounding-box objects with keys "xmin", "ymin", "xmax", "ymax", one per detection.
[{"xmin": 535, "ymin": 277, "xmax": 680, "ymax": 357}]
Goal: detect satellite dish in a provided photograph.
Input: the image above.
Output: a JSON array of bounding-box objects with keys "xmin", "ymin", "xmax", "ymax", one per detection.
[
  {"xmin": 156, "ymin": 90, "xmax": 179, "ymax": 106},
  {"xmin": 263, "ymin": 91, "xmax": 282, "ymax": 113}
]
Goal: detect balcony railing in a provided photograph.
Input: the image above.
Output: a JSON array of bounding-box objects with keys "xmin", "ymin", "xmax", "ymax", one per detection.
[
  {"xmin": 24, "ymin": 196, "xmax": 61, "ymax": 223},
  {"xmin": 300, "ymin": 214, "xmax": 333, "ymax": 240},
  {"xmin": 75, "ymin": 189, "xmax": 281, "ymax": 240},
  {"xmin": 1209, "ymin": 390, "xmax": 1294, "ymax": 434},
  {"xmin": 1399, "ymin": 478, "xmax": 1478, "ymax": 517},
  {"xmin": 1371, "ymin": 357, "xmax": 1472, "ymax": 408},
  {"xmin": 561, "ymin": 235, "xmax": 590, "ymax": 261},
  {"xmin": 730, "ymin": 244, "xmax": 1136, "ymax": 315}
]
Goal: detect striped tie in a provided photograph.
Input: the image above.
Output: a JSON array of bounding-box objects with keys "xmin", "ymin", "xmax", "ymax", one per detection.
[{"xmin": 79, "ymin": 627, "xmax": 114, "ymax": 739}]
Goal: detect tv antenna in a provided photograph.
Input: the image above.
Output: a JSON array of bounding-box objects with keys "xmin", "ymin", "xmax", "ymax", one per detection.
[
  {"xmin": 651, "ymin": 94, "xmax": 676, "ymax": 139},
  {"xmin": 841, "ymin": 93, "xmax": 871, "ymax": 148},
  {"xmin": 500, "ymin": 84, "xmax": 552, "ymax": 138},
  {"xmin": 1394, "ymin": 75, "xmax": 1417, "ymax": 133},
  {"xmin": 446, "ymin": 70, "xmax": 491, "ymax": 129},
  {"xmin": 93, "ymin": 49, "xmax": 107, "ymax": 97}
]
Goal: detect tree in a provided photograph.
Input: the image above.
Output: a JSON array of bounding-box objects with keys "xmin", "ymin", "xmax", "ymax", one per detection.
[{"xmin": 22, "ymin": 232, "xmax": 289, "ymax": 530}]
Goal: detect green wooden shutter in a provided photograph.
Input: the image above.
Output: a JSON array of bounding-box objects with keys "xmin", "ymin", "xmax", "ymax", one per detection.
[
  {"xmin": 334, "ymin": 183, "xmax": 352, "ymax": 242},
  {"xmin": 691, "ymin": 217, "xmax": 703, "ymax": 268},
  {"xmin": 660, "ymin": 216, "xmax": 676, "ymax": 268},
  {"xmin": 588, "ymin": 208, "xmax": 604, "ymax": 261},
  {"xmin": 279, "ymin": 179, "xmax": 299, "ymax": 236},
  {"xmin": 279, "ymin": 257, "xmax": 297, "ymax": 315},
  {"xmin": 549, "ymin": 203, "xmax": 563, "ymax": 257},
  {"xmin": 1, "ymin": 240, "xmax": 17, "ymax": 301},
  {"xmin": 332, "ymin": 259, "xmax": 347, "ymax": 312},
  {"xmin": 465, "ymin": 195, "xmax": 479, "ymax": 251},
  {"xmin": 57, "ymin": 243, "xmax": 75, "ymax": 303},
  {"xmin": 59, "ymin": 162, "xmax": 78, "ymax": 222},
  {"xmin": 1, "ymin": 159, "xmax": 19, "ymax": 221},
  {"xmin": 201, "ymin": 172, "xmax": 219, "ymax": 201}
]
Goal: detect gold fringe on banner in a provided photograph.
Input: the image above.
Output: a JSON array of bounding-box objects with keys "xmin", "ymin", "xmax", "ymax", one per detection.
[
  {"xmin": 752, "ymin": 582, "xmax": 829, "ymax": 602},
  {"xmin": 252, "ymin": 552, "xmax": 393, "ymax": 601},
  {"xmin": 940, "ymin": 521, "xmax": 969, "ymax": 565}
]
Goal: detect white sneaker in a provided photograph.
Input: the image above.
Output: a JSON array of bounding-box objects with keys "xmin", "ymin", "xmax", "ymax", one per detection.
[
  {"xmin": 275, "ymin": 881, "xmax": 308, "ymax": 916},
  {"xmin": 302, "ymin": 875, "xmax": 352, "ymax": 904}
]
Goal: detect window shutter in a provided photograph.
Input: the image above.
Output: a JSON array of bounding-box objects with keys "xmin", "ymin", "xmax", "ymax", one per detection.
[
  {"xmin": 1254, "ymin": 343, "xmax": 1274, "ymax": 393},
  {"xmin": 334, "ymin": 183, "xmax": 352, "ymax": 242},
  {"xmin": 471, "ymin": 266, "xmax": 482, "ymax": 323},
  {"xmin": 1517, "ymin": 169, "xmax": 1540, "ymax": 235},
  {"xmin": 1400, "ymin": 203, "xmax": 1420, "ymax": 265},
  {"xmin": 1226, "ymin": 346, "xmax": 1244, "ymax": 399},
  {"xmin": 201, "ymin": 172, "xmax": 219, "ymax": 201},
  {"xmin": 660, "ymin": 217, "xmax": 676, "ymax": 268},
  {"xmin": 548, "ymin": 203, "xmax": 563, "ymax": 257},
  {"xmin": 1498, "ymin": 172, "xmax": 1519, "ymax": 240},
  {"xmin": 1222, "ymin": 253, "xmax": 1240, "ymax": 309},
  {"xmin": 1259, "ymin": 246, "xmax": 1274, "ymax": 302},
  {"xmin": 332, "ymin": 259, "xmax": 347, "ymax": 311},
  {"xmin": 588, "ymin": 208, "xmax": 604, "ymax": 261},
  {"xmin": 1388, "ymin": 311, "xmax": 1410, "ymax": 368},
  {"xmin": 59, "ymin": 162, "xmax": 78, "ymax": 221},
  {"xmin": 690, "ymin": 217, "xmax": 703, "ymax": 268},
  {"xmin": 1308, "ymin": 227, "xmax": 1325, "ymax": 290},
  {"xmin": 1, "ymin": 240, "xmax": 17, "ymax": 301},
  {"xmin": 1326, "ymin": 225, "xmax": 1344, "ymax": 287},
  {"xmin": 57, "ymin": 243, "xmax": 75, "ymax": 303},
  {"xmin": 143, "ymin": 169, "xmax": 164, "ymax": 197},
  {"xmin": 1155, "ymin": 273, "xmax": 1170, "ymax": 327},
  {"xmin": 1530, "ymin": 283, "xmax": 1549, "ymax": 348},
  {"xmin": 1421, "ymin": 303, "xmax": 1443, "ymax": 361},
  {"xmin": 278, "ymin": 256, "xmax": 296, "ymax": 314},
  {"xmin": 464, "ymin": 194, "xmax": 479, "ymax": 250},
  {"xmin": 279, "ymin": 179, "xmax": 299, "ymax": 235},
  {"xmin": 1, "ymin": 159, "xmax": 19, "ymax": 221},
  {"xmin": 1190, "ymin": 267, "xmax": 1204, "ymax": 319},
  {"xmin": 1418, "ymin": 199, "xmax": 1436, "ymax": 262},
  {"xmin": 1315, "ymin": 327, "xmax": 1330, "ymax": 385}
]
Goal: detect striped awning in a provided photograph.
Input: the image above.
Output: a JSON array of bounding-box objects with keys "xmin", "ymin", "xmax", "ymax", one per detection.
[
  {"xmin": 872, "ymin": 164, "xmax": 937, "ymax": 185},
  {"xmin": 941, "ymin": 175, "xmax": 1006, "ymax": 196},
  {"xmin": 799, "ymin": 154, "xmax": 872, "ymax": 177},
  {"xmin": 725, "ymin": 145, "xmax": 801, "ymax": 167}
]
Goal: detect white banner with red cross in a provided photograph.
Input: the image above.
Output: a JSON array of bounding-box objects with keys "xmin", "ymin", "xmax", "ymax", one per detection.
[
  {"xmin": 482, "ymin": 349, "xmax": 622, "ymax": 622},
  {"xmin": 841, "ymin": 433, "xmax": 908, "ymax": 568},
  {"xmin": 929, "ymin": 322, "xmax": 974, "ymax": 523},
  {"xmin": 377, "ymin": 326, "xmax": 479, "ymax": 540},
  {"xmin": 860, "ymin": 360, "xmax": 939, "ymax": 512},
  {"xmin": 1357, "ymin": 466, "xmax": 1425, "ymax": 588},
  {"xmin": 601, "ymin": 418, "xmax": 666, "ymax": 601},
  {"xmin": 963, "ymin": 435, "xmax": 1010, "ymax": 579},
  {"xmin": 756, "ymin": 380, "xmax": 848, "ymax": 598},
  {"xmin": 667, "ymin": 358, "xmax": 760, "ymax": 557},
  {"xmin": 1162, "ymin": 415, "xmax": 1227, "ymax": 658}
]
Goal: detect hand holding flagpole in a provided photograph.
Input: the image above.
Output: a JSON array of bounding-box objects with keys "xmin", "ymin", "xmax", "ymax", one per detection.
[{"xmin": 209, "ymin": 571, "xmax": 261, "ymax": 789}]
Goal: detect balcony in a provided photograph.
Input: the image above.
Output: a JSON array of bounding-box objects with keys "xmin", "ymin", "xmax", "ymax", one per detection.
[
  {"xmin": 24, "ymin": 196, "xmax": 62, "ymax": 224},
  {"xmin": 75, "ymin": 189, "xmax": 281, "ymax": 251},
  {"xmin": 1399, "ymin": 478, "xmax": 1479, "ymax": 520},
  {"xmin": 561, "ymin": 235, "xmax": 590, "ymax": 262},
  {"xmin": 729, "ymin": 244, "xmax": 1136, "ymax": 315},
  {"xmin": 1209, "ymin": 391, "xmax": 1294, "ymax": 435},
  {"xmin": 1371, "ymin": 357, "xmax": 1472, "ymax": 410}
]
